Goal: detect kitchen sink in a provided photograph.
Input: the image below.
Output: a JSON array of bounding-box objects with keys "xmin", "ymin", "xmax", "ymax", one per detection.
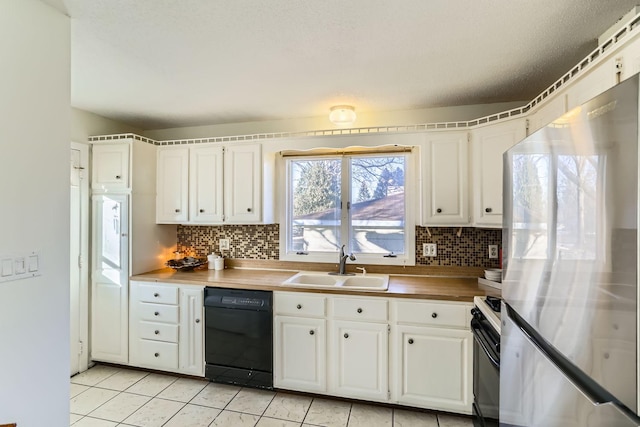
[{"xmin": 282, "ymin": 271, "xmax": 389, "ymax": 291}]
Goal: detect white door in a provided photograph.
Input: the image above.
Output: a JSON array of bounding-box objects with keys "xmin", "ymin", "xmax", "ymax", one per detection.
[
  {"xmin": 330, "ymin": 320, "xmax": 388, "ymax": 401},
  {"xmin": 70, "ymin": 143, "xmax": 89, "ymax": 375},
  {"xmin": 156, "ymin": 147, "xmax": 189, "ymax": 223},
  {"xmin": 179, "ymin": 287, "xmax": 204, "ymax": 376},
  {"xmin": 224, "ymin": 144, "xmax": 261, "ymax": 223},
  {"xmin": 189, "ymin": 145, "xmax": 224, "ymax": 223},
  {"xmin": 91, "ymin": 143, "xmax": 130, "ymax": 192}
]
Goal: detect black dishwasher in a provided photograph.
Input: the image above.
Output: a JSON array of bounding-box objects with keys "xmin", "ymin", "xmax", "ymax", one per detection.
[{"xmin": 204, "ymin": 287, "xmax": 273, "ymax": 389}]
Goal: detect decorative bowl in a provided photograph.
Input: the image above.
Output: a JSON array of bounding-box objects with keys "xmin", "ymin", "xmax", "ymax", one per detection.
[{"xmin": 166, "ymin": 257, "xmax": 207, "ymax": 271}]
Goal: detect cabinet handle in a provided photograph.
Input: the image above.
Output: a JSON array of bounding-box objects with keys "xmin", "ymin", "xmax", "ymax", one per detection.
[
  {"xmin": 357, "ymin": 308, "xmax": 363, "ymax": 314},
  {"xmin": 175, "ymin": 209, "xmax": 181, "ymax": 213},
  {"xmin": 154, "ymin": 293, "xmax": 159, "ymax": 297},
  {"xmin": 154, "ymin": 311, "xmax": 159, "ymax": 316},
  {"xmin": 247, "ymin": 208, "xmax": 252, "ymax": 212},
  {"xmin": 309, "ymin": 330, "xmax": 315, "ymax": 335},
  {"xmin": 408, "ymin": 338, "xmax": 414, "ymax": 344},
  {"xmin": 154, "ymin": 330, "xmax": 159, "ymax": 335},
  {"xmin": 436, "ymin": 208, "xmax": 442, "ymax": 213},
  {"xmin": 199, "ymin": 209, "xmax": 205, "ymax": 213},
  {"xmin": 485, "ymin": 207, "xmax": 492, "ymax": 213},
  {"xmin": 154, "ymin": 352, "xmax": 160, "ymax": 357},
  {"xmin": 195, "ymin": 319, "xmax": 200, "ymax": 323},
  {"xmin": 432, "ymin": 312, "xmax": 438, "ymax": 318},
  {"xmin": 344, "ymin": 333, "xmax": 349, "ymax": 339},
  {"xmin": 296, "ymin": 304, "xmax": 302, "ymax": 310},
  {"xmin": 115, "ymin": 175, "xmax": 121, "ymax": 179}
]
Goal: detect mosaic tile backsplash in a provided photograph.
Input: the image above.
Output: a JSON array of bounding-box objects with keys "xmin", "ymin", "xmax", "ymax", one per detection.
[{"xmin": 177, "ymin": 225, "xmax": 501, "ymax": 268}]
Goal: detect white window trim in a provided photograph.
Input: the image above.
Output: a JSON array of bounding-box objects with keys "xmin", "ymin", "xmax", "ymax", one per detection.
[{"xmin": 279, "ymin": 149, "xmax": 416, "ymax": 266}]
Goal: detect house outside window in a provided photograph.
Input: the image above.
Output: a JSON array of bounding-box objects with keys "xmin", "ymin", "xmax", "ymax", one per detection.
[{"xmin": 281, "ymin": 149, "xmax": 415, "ymax": 266}]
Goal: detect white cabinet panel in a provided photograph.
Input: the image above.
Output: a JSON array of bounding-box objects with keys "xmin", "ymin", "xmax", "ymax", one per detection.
[
  {"xmin": 179, "ymin": 287, "xmax": 204, "ymax": 376},
  {"xmin": 190, "ymin": 145, "xmax": 223, "ymax": 223},
  {"xmin": 423, "ymin": 132, "xmax": 470, "ymax": 225},
  {"xmin": 330, "ymin": 320, "xmax": 388, "ymax": 401},
  {"xmin": 224, "ymin": 144, "xmax": 261, "ymax": 223},
  {"xmin": 471, "ymin": 119, "xmax": 526, "ymax": 227},
  {"xmin": 156, "ymin": 147, "xmax": 188, "ymax": 223},
  {"xmin": 92, "ymin": 143, "xmax": 130, "ymax": 192},
  {"xmin": 274, "ymin": 315, "xmax": 326, "ymax": 393}
]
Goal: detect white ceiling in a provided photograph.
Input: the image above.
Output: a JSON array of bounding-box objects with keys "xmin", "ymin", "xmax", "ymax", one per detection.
[{"xmin": 43, "ymin": 0, "xmax": 640, "ymax": 130}]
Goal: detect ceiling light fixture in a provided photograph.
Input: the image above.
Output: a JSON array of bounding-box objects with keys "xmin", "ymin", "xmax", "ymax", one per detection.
[{"xmin": 329, "ymin": 105, "xmax": 356, "ymax": 126}]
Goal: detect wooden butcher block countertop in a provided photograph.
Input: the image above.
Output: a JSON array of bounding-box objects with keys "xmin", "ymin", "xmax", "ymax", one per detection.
[{"xmin": 131, "ymin": 267, "xmax": 491, "ymax": 302}]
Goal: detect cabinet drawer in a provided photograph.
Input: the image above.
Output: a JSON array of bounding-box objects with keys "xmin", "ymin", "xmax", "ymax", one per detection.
[
  {"xmin": 136, "ymin": 302, "xmax": 179, "ymax": 323},
  {"xmin": 332, "ymin": 297, "xmax": 388, "ymax": 322},
  {"xmin": 275, "ymin": 292, "xmax": 326, "ymax": 317},
  {"xmin": 395, "ymin": 300, "xmax": 470, "ymax": 329},
  {"xmin": 137, "ymin": 321, "xmax": 179, "ymax": 343},
  {"xmin": 135, "ymin": 283, "xmax": 179, "ymax": 304},
  {"xmin": 134, "ymin": 339, "xmax": 178, "ymax": 370}
]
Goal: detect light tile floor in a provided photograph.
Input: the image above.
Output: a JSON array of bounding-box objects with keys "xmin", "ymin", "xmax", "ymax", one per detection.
[{"xmin": 70, "ymin": 364, "xmax": 473, "ymax": 427}]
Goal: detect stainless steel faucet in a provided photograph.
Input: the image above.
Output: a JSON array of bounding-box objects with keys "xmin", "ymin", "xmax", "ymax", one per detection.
[{"xmin": 330, "ymin": 244, "xmax": 356, "ymax": 275}]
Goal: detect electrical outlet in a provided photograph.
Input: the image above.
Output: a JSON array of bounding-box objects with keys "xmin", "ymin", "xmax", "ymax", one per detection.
[
  {"xmin": 423, "ymin": 243, "xmax": 437, "ymax": 257},
  {"xmin": 219, "ymin": 239, "xmax": 230, "ymax": 251},
  {"xmin": 489, "ymin": 245, "xmax": 498, "ymax": 259}
]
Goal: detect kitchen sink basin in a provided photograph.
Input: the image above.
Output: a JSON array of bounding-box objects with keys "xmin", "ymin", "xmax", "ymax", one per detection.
[{"xmin": 282, "ymin": 271, "xmax": 389, "ymax": 291}]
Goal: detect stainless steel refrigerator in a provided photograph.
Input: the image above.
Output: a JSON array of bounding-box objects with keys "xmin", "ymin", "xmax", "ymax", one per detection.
[{"xmin": 501, "ymin": 74, "xmax": 640, "ymax": 426}]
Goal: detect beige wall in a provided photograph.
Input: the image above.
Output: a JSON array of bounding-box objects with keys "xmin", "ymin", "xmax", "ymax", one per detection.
[
  {"xmin": 143, "ymin": 101, "xmax": 524, "ymax": 141},
  {"xmin": 0, "ymin": 0, "xmax": 70, "ymax": 425},
  {"xmin": 72, "ymin": 107, "xmax": 142, "ymax": 144}
]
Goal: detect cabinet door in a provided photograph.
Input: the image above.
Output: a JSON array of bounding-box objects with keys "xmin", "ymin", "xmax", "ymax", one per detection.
[
  {"xmin": 156, "ymin": 147, "xmax": 188, "ymax": 223},
  {"xmin": 423, "ymin": 132, "xmax": 469, "ymax": 225},
  {"xmin": 395, "ymin": 325, "xmax": 472, "ymax": 414},
  {"xmin": 92, "ymin": 143, "xmax": 130, "ymax": 192},
  {"xmin": 189, "ymin": 145, "xmax": 223, "ymax": 223},
  {"xmin": 274, "ymin": 316, "xmax": 326, "ymax": 393},
  {"xmin": 471, "ymin": 119, "xmax": 526, "ymax": 227},
  {"xmin": 91, "ymin": 194, "xmax": 129, "ymax": 364},
  {"xmin": 179, "ymin": 287, "xmax": 204, "ymax": 376},
  {"xmin": 224, "ymin": 144, "xmax": 261, "ymax": 223},
  {"xmin": 330, "ymin": 320, "xmax": 388, "ymax": 401}
]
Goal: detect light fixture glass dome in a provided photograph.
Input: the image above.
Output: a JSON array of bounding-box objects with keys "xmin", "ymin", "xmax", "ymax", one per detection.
[{"xmin": 329, "ymin": 105, "xmax": 356, "ymax": 126}]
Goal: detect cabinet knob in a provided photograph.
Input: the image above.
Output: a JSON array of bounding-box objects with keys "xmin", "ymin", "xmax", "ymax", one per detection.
[
  {"xmin": 175, "ymin": 209, "xmax": 181, "ymax": 213},
  {"xmin": 195, "ymin": 319, "xmax": 200, "ymax": 323},
  {"xmin": 154, "ymin": 311, "xmax": 159, "ymax": 316},
  {"xmin": 408, "ymin": 338, "xmax": 414, "ymax": 344},
  {"xmin": 154, "ymin": 293, "xmax": 159, "ymax": 297},
  {"xmin": 296, "ymin": 304, "xmax": 302, "ymax": 310},
  {"xmin": 247, "ymin": 208, "xmax": 252, "ymax": 212},
  {"xmin": 432, "ymin": 312, "xmax": 438, "ymax": 318},
  {"xmin": 436, "ymin": 208, "xmax": 442, "ymax": 213},
  {"xmin": 357, "ymin": 308, "xmax": 363, "ymax": 314},
  {"xmin": 485, "ymin": 207, "xmax": 492, "ymax": 213},
  {"xmin": 154, "ymin": 330, "xmax": 159, "ymax": 335},
  {"xmin": 154, "ymin": 352, "xmax": 159, "ymax": 357},
  {"xmin": 309, "ymin": 329, "xmax": 315, "ymax": 335},
  {"xmin": 115, "ymin": 175, "xmax": 121, "ymax": 179},
  {"xmin": 344, "ymin": 333, "xmax": 349, "ymax": 339},
  {"xmin": 199, "ymin": 209, "xmax": 205, "ymax": 213}
]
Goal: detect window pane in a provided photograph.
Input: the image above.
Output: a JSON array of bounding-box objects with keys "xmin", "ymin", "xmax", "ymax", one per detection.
[
  {"xmin": 289, "ymin": 158, "xmax": 341, "ymax": 252},
  {"xmin": 350, "ymin": 156, "xmax": 405, "ymax": 254}
]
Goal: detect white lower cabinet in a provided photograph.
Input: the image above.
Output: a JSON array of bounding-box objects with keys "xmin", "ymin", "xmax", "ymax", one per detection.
[
  {"xmin": 129, "ymin": 281, "xmax": 204, "ymax": 376},
  {"xmin": 274, "ymin": 315, "xmax": 327, "ymax": 393},
  {"xmin": 330, "ymin": 320, "xmax": 388, "ymax": 401}
]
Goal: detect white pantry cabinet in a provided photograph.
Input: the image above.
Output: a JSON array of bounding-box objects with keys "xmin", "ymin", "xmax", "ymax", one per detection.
[
  {"xmin": 156, "ymin": 143, "xmax": 265, "ymax": 224},
  {"xmin": 422, "ymin": 131, "xmax": 470, "ymax": 225},
  {"xmin": 92, "ymin": 143, "xmax": 130, "ymax": 192},
  {"xmin": 471, "ymin": 119, "xmax": 527, "ymax": 227},
  {"xmin": 129, "ymin": 281, "xmax": 204, "ymax": 376},
  {"xmin": 392, "ymin": 299, "xmax": 473, "ymax": 414}
]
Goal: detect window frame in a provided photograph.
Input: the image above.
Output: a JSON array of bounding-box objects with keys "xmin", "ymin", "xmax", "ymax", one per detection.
[{"xmin": 279, "ymin": 149, "xmax": 416, "ymax": 266}]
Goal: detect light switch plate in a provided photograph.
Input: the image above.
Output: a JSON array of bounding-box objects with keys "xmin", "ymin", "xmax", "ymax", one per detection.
[{"xmin": 0, "ymin": 251, "xmax": 41, "ymax": 283}]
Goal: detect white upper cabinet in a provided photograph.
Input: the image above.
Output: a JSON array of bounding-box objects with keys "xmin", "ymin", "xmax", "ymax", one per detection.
[
  {"xmin": 422, "ymin": 131, "xmax": 469, "ymax": 225},
  {"xmin": 189, "ymin": 145, "xmax": 224, "ymax": 223},
  {"xmin": 565, "ymin": 57, "xmax": 617, "ymax": 112},
  {"xmin": 224, "ymin": 144, "xmax": 262, "ymax": 223},
  {"xmin": 92, "ymin": 143, "xmax": 130, "ymax": 192},
  {"xmin": 471, "ymin": 119, "xmax": 527, "ymax": 227},
  {"xmin": 156, "ymin": 147, "xmax": 189, "ymax": 223},
  {"xmin": 156, "ymin": 143, "xmax": 264, "ymax": 224}
]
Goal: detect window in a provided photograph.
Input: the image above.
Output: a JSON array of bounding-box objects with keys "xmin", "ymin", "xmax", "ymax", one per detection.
[{"xmin": 281, "ymin": 150, "xmax": 415, "ymax": 265}]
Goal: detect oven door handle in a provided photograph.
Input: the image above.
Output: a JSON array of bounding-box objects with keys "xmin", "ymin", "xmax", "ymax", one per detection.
[{"xmin": 471, "ymin": 318, "xmax": 500, "ymax": 370}]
